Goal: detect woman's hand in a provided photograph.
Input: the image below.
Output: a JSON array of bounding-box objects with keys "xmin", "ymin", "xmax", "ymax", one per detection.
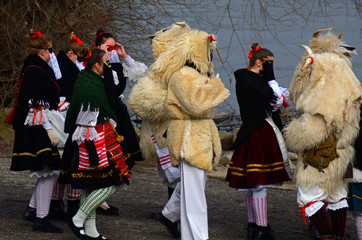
[{"xmin": 115, "ymin": 43, "xmax": 128, "ymax": 59}]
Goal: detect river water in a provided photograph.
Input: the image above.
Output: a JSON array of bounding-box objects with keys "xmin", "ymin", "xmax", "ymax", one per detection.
[{"xmin": 149, "ymin": 0, "xmax": 362, "ymax": 110}]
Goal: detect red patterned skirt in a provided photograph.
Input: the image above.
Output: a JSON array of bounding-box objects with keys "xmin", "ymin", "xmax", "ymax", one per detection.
[{"xmin": 226, "ymin": 120, "xmax": 290, "ymax": 189}]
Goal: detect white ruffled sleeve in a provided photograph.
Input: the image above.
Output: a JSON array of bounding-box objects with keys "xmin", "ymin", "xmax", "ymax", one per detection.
[
  {"xmin": 72, "ymin": 104, "xmax": 100, "ymax": 144},
  {"xmin": 268, "ymin": 80, "xmax": 290, "ymax": 111},
  {"xmin": 122, "ymin": 55, "xmax": 148, "ymax": 84},
  {"xmin": 24, "ymin": 100, "xmax": 50, "ymax": 127}
]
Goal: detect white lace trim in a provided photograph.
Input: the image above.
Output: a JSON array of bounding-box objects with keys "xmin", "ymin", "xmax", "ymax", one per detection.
[
  {"xmin": 72, "ymin": 126, "xmax": 100, "ymax": 144},
  {"xmin": 326, "ymin": 199, "xmax": 348, "ymax": 211},
  {"xmin": 29, "ymin": 170, "xmax": 60, "ymax": 178},
  {"xmin": 305, "ymin": 201, "xmax": 325, "ymax": 217},
  {"xmin": 58, "ymin": 97, "xmax": 70, "ymax": 119},
  {"xmin": 75, "ymin": 104, "xmax": 99, "ymax": 127},
  {"xmin": 24, "ymin": 105, "xmax": 50, "ymax": 126},
  {"xmin": 122, "ymin": 60, "xmax": 148, "ymax": 84}
]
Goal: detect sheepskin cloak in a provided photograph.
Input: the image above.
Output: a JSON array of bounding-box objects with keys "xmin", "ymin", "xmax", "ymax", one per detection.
[
  {"xmin": 165, "ymin": 67, "xmax": 230, "ymax": 171},
  {"xmin": 284, "ymin": 52, "xmax": 361, "ymax": 200}
]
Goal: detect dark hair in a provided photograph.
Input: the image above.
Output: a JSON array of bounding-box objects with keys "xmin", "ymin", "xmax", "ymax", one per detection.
[
  {"xmin": 249, "ymin": 43, "xmax": 273, "ymax": 68},
  {"xmin": 28, "ymin": 29, "xmax": 52, "ymax": 55},
  {"xmin": 85, "ymin": 48, "xmax": 105, "ymax": 69},
  {"xmin": 94, "ymin": 29, "xmax": 114, "ymax": 47}
]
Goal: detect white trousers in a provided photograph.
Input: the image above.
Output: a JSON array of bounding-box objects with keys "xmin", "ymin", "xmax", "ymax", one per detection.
[
  {"xmin": 162, "ymin": 181, "xmax": 181, "ymax": 222},
  {"xmin": 180, "ymin": 160, "xmax": 208, "ymax": 240},
  {"xmin": 163, "ymin": 160, "xmax": 208, "ymax": 239}
]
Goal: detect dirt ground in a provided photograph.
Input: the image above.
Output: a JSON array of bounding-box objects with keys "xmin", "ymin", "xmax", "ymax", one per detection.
[{"xmin": 0, "ymin": 156, "xmax": 358, "ymax": 240}]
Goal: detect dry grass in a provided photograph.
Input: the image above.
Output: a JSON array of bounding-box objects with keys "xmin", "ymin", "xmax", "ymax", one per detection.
[{"xmin": 0, "ymin": 109, "xmax": 14, "ymax": 157}]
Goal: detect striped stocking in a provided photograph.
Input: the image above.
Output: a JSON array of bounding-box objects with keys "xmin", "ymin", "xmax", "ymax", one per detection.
[
  {"xmin": 246, "ymin": 190, "xmax": 256, "ymax": 223},
  {"xmin": 29, "ymin": 174, "xmax": 58, "ymax": 218},
  {"xmin": 252, "ymin": 188, "xmax": 268, "ymax": 227}
]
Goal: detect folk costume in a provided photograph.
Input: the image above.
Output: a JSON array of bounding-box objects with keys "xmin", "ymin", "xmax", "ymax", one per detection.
[
  {"xmin": 225, "ymin": 51, "xmax": 290, "ymax": 239},
  {"xmin": 348, "ymin": 104, "xmax": 362, "ymax": 240},
  {"xmin": 10, "ymin": 53, "xmax": 63, "ymax": 232},
  {"xmin": 128, "ymin": 22, "xmax": 191, "ymax": 238},
  {"xmin": 152, "ymin": 29, "xmax": 229, "ymax": 240},
  {"xmin": 129, "ymin": 22, "xmax": 191, "ymax": 191},
  {"xmin": 284, "ymin": 29, "xmax": 360, "ymax": 239},
  {"xmin": 48, "ymin": 49, "xmax": 84, "ymax": 219},
  {"xmin": 62, "ymin": 64, "xmax": 131, "ymax": 239}
]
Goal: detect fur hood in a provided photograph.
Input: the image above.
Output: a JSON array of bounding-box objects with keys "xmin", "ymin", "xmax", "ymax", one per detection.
[
  {"xmin": 296, "ymin": 52, "xmax": 361, "ymax": 130},
  {"xmin": 289, "ymin": 28, "xmax": 357, "ymax": 103},
  {"xmin": 150, "ymin": 30, "xmax": 216, "ymax": 86},
  {"xmin": 128, "ymin": 22, "xmax": 193, "ymax": 162},
  {"xmin": 150, "ymin": 22, "xmax": 191, "ymax": 59}
]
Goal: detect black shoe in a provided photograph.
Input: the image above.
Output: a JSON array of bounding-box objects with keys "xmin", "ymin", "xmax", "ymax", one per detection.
[
  {"xmin": 22, "ymin": 206, "xmax": 36, "ymax": 222},
  {"xmin": 33, "ymin": 217, "xmax": 63, "ymax": 233},
  {"xmin": 255, "ymin": 225, "xmax": 275, "ymax": 240},
  {"xmin": 85, "ymin": 234, "xmax": 109, "ymax": 240},
  {"xmin": 96, "ymin": 205, "xmax": 119, "ymax": 216},
  {"xmin": 48, "ymin": 199, "xmax": 67, "ymax": 221},
  {"xmin": 159, "ymin": 212, "xmax": 180, "ymax": 238},
  {"xmin": 67, "ymin": 217, "xmax": 86, "ymax": 239},
  {"xmin": 247, "ymin": 222, "xmax": 257, "ymax": 239}
]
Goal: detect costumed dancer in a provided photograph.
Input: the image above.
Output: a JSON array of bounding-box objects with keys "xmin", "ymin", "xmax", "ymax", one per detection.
[
  {"xmin": 284, "ymin": 28, "xmax": 360, "ymax": 240},
  {"xmin": 128, "ymin": 22, "xmax": 191, "ymax": 237},
  {"xmin": 49, "ymin": 32, "xmax": 89, "ymax": 220},
  {"xmin": 151, "ymin": 29, "xmax": 230, "ymax": 239},
  {"xmin": 8, "ymin": 30, "xmax": 63, "ymax": 233},
  {"xmin": 63, "ymin": 48, "xmax": 130, "ymax": 240},
  {"xmin": 349, "ymin": 86, "xmax": 362, "ymax": 240},
  {"xmin": 92, "ymin": 29, "xmax": 147, "ymax": 215},
  {"xmin": 225, "ymin": 43, "xmax": 291, "ymax": 240}
]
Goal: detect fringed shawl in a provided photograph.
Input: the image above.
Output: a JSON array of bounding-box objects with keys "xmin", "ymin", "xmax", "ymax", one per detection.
[{"xmin": 65, "ymin": 68, "xmax": 113, "ymax": 133}]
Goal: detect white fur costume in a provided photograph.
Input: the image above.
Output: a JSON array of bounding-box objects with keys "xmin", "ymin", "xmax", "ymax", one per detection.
[{"xmin": 284, "ymin": 30, "xmax": 361, "ymax": 219}]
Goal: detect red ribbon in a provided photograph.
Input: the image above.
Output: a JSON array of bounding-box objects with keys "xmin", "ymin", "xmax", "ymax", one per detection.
[
  {"xmin": 82, "ymin": 49, "xmax": 92, "ymax": 66},
  {"xmin": 282, "ymin": 95, "xmax": 290, "ymax": 108},
  {"xmin": 32, "ymin": 106, "xmax": 43, "ymax": 125},
  {"xmin": 30, "ymin": 31, "xmax": 42, "ymax": 39},
  {"xmin": 248, "ymin": 46, "xmax": 261, "ymax": 59},
  {"xmin": 299, "ymin": 201, "xmax": 318, "ymax": 225},
  {"xmin": 208, "ymin": 35, "xmax": 215, "ymax": 42},
  {"xmin": 71, "ymin": 36, "xmax": 83, "ymax": 45},
  {"xmin": 91, "ymin": 32, "xmax": 104, "ymax": 47}
]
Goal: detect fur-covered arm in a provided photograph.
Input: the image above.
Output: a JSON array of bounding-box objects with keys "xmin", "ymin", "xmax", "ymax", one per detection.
[
  {"xmin": 283, "ymin": 113, "xmax": 330, "ymax": 153},
  {"xmin": 169, "ymin": 68, "xmax": 230, "ymax": 116},
  {"xmin": 128, "ymin": 75, "xmax": 169, "ymax": 122}
]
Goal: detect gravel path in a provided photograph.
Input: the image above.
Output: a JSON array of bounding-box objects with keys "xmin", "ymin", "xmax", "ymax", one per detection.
[{"xmin": 0, "ymin": 157, "xmax": 357, "ymax": 240}]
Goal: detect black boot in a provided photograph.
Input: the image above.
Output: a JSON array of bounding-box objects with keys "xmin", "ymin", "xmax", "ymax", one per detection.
[
  {"xmin": 66, "ymin": 199, "xmax": 80, "ymax": 218},
  {"xmin": 246, "ymin": 222, "xmax": 257, "ymax": 239},
  {"xmin": 22, "ymin": 206, "xmax": 36, "ymax": 222},
  {"xmin": 159, "ymin": 212, "xmax": 180, "ymax": 238},
  {"xmin": 48, "ymin": 199, "xmax": 67, "ymax": 221},
  {"xmin": 33, "ymin": 216, "xmax": 63, "ymax": 233},
  {"xmin": 255, "ymin": 225, "xmax": 275, "ymax": 240}
]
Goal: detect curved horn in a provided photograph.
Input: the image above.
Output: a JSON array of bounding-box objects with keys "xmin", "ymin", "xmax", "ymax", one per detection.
[
  {"xmin": 300, "ymin": 45, "xmax": 313, "ymax": 55},
  {"xmin": 313, "ymin": 27, "xmax": 333, "ymax": 38},
  {"xmin": 175, "ymin": 22, "xmax": 186, "ymax": 27},
  {"xmin": 338, "ymin": 32, "xmax": 343, "ymax": 39},
  {"xmin": 145, "ymin": 34, "xmax": 155, "ymax": 39},
  {"xmin": 301, "ymin": 57, "xmax": 313, "ymax": 70}
]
